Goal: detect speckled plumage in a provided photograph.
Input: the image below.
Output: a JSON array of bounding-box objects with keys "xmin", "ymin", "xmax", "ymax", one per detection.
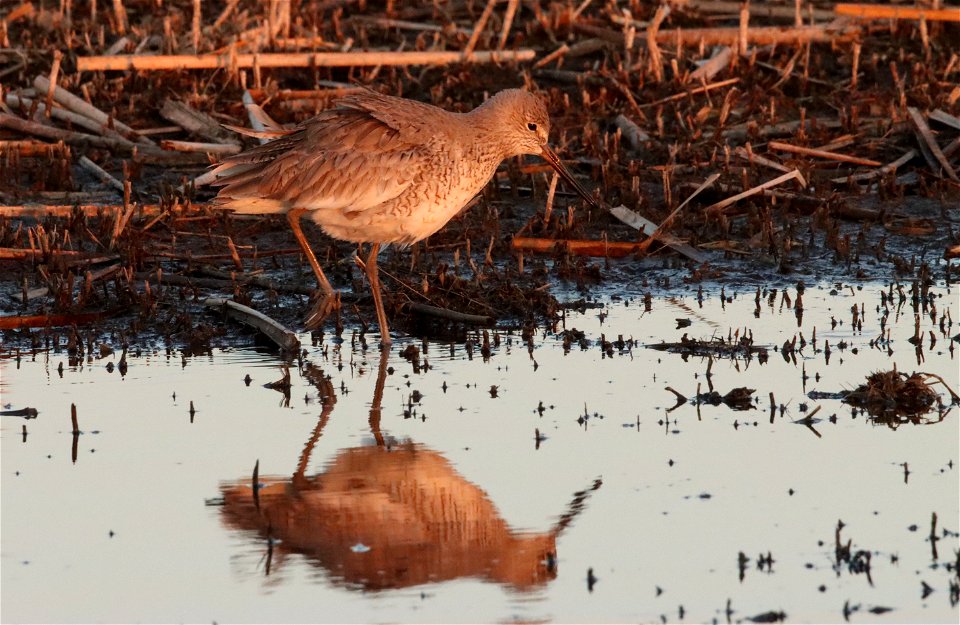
[
  {"xmin": 211, "ymin": 88, "xmax": 554, "ymax": 245},
  {"xmin": 208, "ymin": 88, "xmax": 593, "ymax": 344}
]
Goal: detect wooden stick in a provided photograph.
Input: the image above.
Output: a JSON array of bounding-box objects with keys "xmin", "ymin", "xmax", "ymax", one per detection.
[
  {"xmin": 159, "ymin": 139, "xmax": 241, "ymax": 154},
  {"xmin": 34, "ymin": 75, "xmax": 154, "ymax": 145},
  {"xmin": 462, "ymin": 0, "xmax": 498, "ymax": 59},
  {"xmin": 0, "ymin": 203, "xmax": 183, "ymax": 217},
  {"xmin": 77, "ymin": 156, "xmax": 125, "ymax": 192},
  {"xmin": 512, "ymin": 236, "xmax": 655, "ymax": 258},
  {"xmin": 0, "ymin": 112, "xmax": 136, "ymax": 152},
  {"xmin": 633, "ymin": 173, "xmax": 720, "ymax": 256},
  {"xmin": 44, "ymin": 51, "xmax": 63, "ymax": 118},
  {"xmin": 5, "ymin": 94, "xmax": 136, "ymax": 146},
  {"xmin": 0, "ymin": 309, "xmax": 120, "ymax": 330},
  {"xmin": 159, "ymin": 99, "xmax": 238, "ymax": 144},
  {"xmin": 677, "ymin": 0, "xmax": 834, "ymax": 21},
  {"xmin": 767, "ymin": 141, "xmax": 883, "ymax": 167},
  {"xmin": 606, "ymin": 204, "xmax": 707, "ymax": 262},
  {"xmin": 498, "ymin": 0, "xmax": 520, "ymax": 51},
  {"xmin": 0, "ymin": 140, "xmax": 67, "ymax": 157},
  {"xmin": 646, "ymin": 4, "xmax": 669, "ymax": 82},
  {"xmin": 734, "ymin": 146, "xmax": 792, "ymax": 173},
  {"xmin": 929, "ymin": 109, "xmax": 960, "ymax": 132},
  {"xmin": 690, "ymin": 46, "xmax": 733, "ymax": 82},
  {"xmin": 640, "ymin": 78, "xmax": 739, "ymax": 108},
  {"xmin": 76, "ymin": 49, "xmax": 536, "ymax": 72},
  {"xmin": 203, "ymin": 297, "xmax": 299, "ymax": 351},
  {"xmin": 613, "ymin": 114, "xmax": 650, "ymax": 149},
  {"xmin": 577, "ymin": 23, "xmax": 861, "ymax": 47},
  {"xmin": 835, "ymin": 3, "xmax": 960, "ymax": 22},
  {"xmin": 403, "ymin": 301, "xmax": 494, "ymax": 326},
  {"xmin": 704, "ymin": 170, "xmax": 807, "ymax": 215},
  {"xmin": 907, "ymin": 107, "xmax": 960, "ymax": 182},
  {"xmin": 829, "ymin": 150, "xmax": 917, "ymax": 183}
]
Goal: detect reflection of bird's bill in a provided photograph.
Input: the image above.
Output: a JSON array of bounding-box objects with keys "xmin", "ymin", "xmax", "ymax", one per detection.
[{"xmin": 540, "ymin": 145, "xmax": 599, "ymax": 210}]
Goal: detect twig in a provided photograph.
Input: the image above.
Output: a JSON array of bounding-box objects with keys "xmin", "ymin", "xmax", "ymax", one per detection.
[
  {"xmin": 512, "ymin": 236, "xmax": 655, "ymax": 258},
  {"xmin": 0, "ymin": 112, "xmax": 137, "ymax": 152},
  {"xmin": 767, "ymin": 141, "xmax": 883, "ymax": 167},
  {"xmin": 462, "ymin": 0, "xmax": 498, "ymax": 59},
  {"xmin": 907, "ymin": 107, "xmax": 960, "ymax": 183},
  {"xmin": 76, "ymin": 49, "xmax": 536, "ymax": 72},
  {"xmin": 829, "ymin": 150, "xmax": 917, "ymax": 183},
  {"xmin": 704, "ymin": 170, "xmax": 807, "ymax": 215},
  {"xmin": 159, "ymin": 139, "xmax": 241, "ymax": 154},
  {"xmin": 835, "ymin": 3, "xmax": 960, "ymax": 22},
  {"xmin": 159, "ymin": 99, "xmax": 239, "ymax": 144},
  {"xmin": 734, "ymin": 146, "xmax": 792, "ymax": 173},
  {"xmin": 403, "ymin": 301, "xmax": 494, "ymax": 326},
  {"xmin": 498, "ymin": 0, "xmax": 520, "ymax": 50},
  {"xmin": 607, "ymin": 205, "xmax": 708, "ymax": 262},
  {"xmin": 640, "ymin": 78, "xmax": 739, "ymax": 109},
  {"xmin": 203, "ymin": 297, "xmax": 300, "ymax": 351},
  {"xmin": 0, "ymin": 308, "xmax": 121, "ymax": 329},
  {"xmin": 77, "ymin": 156, "xmax": 125, "ymax": 193},
  {"xmin": 33, "ymin": 75, "xmax": 154, "ymax": 145},
  {"xmin": 5, "ymin": 93, "xmax": 137, "ymax": 146},
  {"xmin": 613, "ymin": 114, "xmax": 650, "ymax": 149},
  {"xmin": 690, "ymin": 46, "xmax": 733, "ymax": 82},
  {"xmin": 633, "ymin": 173, "xmax": 721, "ymax": 255}
]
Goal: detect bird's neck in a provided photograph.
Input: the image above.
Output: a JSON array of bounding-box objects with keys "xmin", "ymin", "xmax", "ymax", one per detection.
[{"xmin": 464, "ymin": 101, "xmax": 514, "ymax": 161}]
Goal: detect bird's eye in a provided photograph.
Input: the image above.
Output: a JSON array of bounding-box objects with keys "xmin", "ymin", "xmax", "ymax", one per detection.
[{"xmin": 527, "ymin": 122, "xmax": 538, "ymax": 132}]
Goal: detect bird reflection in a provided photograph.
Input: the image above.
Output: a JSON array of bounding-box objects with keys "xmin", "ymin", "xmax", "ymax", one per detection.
[{"xmin": 219, "ymin": 349, "xmax": 600, "ymax": 591}]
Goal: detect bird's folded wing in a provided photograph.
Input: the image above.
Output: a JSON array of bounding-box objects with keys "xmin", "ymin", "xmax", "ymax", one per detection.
[{"xmin": 211, "ymin": 108, "xmax": 424, "ymax": 214}]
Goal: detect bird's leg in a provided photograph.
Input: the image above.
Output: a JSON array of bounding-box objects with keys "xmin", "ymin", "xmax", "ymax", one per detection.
[
  {"xmin": 286, "ymin": 207, "xmax": 340, "ymax": 329},
  {"xmin": 358, "ymin": 242, "xmax": 392, "ymax": 345}
]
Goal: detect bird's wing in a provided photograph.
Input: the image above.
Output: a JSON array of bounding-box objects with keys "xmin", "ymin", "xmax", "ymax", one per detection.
[{"xmin": 211, "ymin": 99, "xmax": 430, "ymax": 214}]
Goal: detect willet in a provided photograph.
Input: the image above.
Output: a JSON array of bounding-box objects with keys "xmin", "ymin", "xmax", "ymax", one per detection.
[{"xmin": 210, "ymin": 88, "xmax": 597, "ymax": 345}]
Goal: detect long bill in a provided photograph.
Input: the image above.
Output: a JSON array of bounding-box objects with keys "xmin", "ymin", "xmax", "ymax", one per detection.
[{"xmin": 540, "ymin": 144, "xmax": 600, "ymax": 210}]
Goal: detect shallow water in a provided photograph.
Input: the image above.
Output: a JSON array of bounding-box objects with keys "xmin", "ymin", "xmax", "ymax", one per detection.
[{"xmin": 2, "ymin": 281, "xmax": 957, "ymax": 623}]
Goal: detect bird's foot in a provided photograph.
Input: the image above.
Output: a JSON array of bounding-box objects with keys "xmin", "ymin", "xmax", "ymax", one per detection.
[{"xmin": 303, "ymin": 290, "xmax": 341, "ymax": 330}]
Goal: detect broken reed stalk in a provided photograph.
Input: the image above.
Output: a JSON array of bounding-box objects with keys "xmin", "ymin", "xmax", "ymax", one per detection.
[
  {"xmin": 76, "ymin": 49, "xmax": 536, "ymax": 72},
  {"xmin": 906, "ymin": 107, "xmax": 960, "ymax": 182},
  {"xmin": 704, "ymin": 170, "xmax": 807, "ymax": 215},
  {"xmin": 461, "ymin": 0, "xmax": 498, "ymax": 59},
  {"xmin": 834, "ymin": 3, "xmax": 960, "ymax": 22},
  {"xmin": 578, "ymin": 23, "xmax": 861, "ymax": 47},
  {"xmin": 767, "ymin": 141, "xmax": 883, "ymax": 167},
  {"xmin": 34, "ymin": 75, "xmax": 154, "ymax": 145},
  {"xmin": 5, "ymin": 94, "xmax": 136, "ymax": 147}
]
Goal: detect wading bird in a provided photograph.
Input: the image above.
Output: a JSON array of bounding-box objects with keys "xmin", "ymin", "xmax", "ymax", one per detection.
[{"xmin": 210, "ymin": 88, "xmax": 596, "ymax": 345}]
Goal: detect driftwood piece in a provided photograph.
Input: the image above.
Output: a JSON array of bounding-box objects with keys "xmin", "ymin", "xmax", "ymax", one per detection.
[
  {"xmin": 203, "ymin": 297, "xmax": 300, "ymax": 351},
  {"xmin": 76, "ymin": 49, "xmax": 536, "ymax": 72},
  {"xmin": 403, "ymin": 301, "xmax": 494, "ymax": 326}
]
